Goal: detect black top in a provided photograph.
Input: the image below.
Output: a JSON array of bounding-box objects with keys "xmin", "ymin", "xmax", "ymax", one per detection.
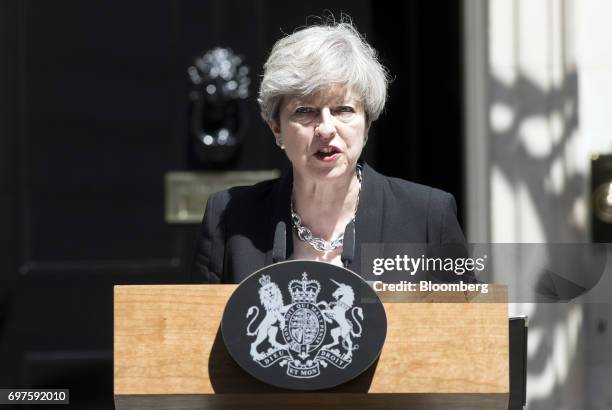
[{"xmin": 191, "ymin": 163, "xmax": 466, "ymax": 284}]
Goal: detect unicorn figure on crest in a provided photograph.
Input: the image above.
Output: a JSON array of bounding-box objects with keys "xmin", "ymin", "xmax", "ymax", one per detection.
[{"xmin": 318, "ymin": 279, "xmax": 364, "ymax": 359}]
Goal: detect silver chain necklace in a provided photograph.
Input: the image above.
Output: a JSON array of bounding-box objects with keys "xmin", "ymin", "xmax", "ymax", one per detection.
[{"xmin": 291, "ymin": 164, "xmax": 363, "ymax": 252}]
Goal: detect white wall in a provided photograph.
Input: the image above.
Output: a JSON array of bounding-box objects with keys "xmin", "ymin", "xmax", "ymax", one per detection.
[
  {"xmin": 575, "ymin": 2, "xmax": 612, "ymax": 408},
  {"xmin": 465, "ymin": 0, "xmax": 612, "ymax": 408}
]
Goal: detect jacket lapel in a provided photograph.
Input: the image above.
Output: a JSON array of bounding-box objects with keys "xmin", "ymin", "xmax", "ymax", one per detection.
[
  {"xmin": 349, "ymin": 162, "xmax": 385, "ymax": 274},
  {"xmin": 265, "ymin": 168, "xmax": 294, "ymax": 265}
]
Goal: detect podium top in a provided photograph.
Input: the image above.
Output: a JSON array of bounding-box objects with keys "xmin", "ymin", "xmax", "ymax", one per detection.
[{"xmin": 114, "ymin": 284, "xmax": 508, "ymax": 396}]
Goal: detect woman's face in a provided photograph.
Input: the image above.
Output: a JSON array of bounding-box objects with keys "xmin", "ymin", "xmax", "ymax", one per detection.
[{"xmin": 269, "ymin": 86, "xmax": 368, "ymax": 181}]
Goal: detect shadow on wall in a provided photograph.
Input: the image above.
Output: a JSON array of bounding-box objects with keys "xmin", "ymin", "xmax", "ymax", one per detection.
[{"xmin": 489, "ymin": 68, "xmax": 590, "ymax": 410}]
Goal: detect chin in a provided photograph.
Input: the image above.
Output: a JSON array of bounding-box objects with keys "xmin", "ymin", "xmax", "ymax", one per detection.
[{"xmin": 308, "ymin": 163, "xmax": 353, "ymax": 179}]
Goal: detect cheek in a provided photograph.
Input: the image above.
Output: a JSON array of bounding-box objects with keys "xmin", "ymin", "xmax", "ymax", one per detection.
[
  {"xmin": 345, "ymin": 125, "xmax": 367, "ymax": 148},
  {"xmin": 282, "ymin": 125, "xmax": 311, "ymax": 148}
]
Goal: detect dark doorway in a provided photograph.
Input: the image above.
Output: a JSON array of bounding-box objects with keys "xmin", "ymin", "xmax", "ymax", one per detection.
[{"xmin": 0, "ymin": 1, "xmax": 463, "ymax": 408}]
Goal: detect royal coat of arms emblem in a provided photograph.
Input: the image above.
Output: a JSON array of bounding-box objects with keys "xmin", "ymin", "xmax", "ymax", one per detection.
[
  {"xmin": 245, "ymin": 272, "xmax": 364, "ymax": 378},
  {"xmin": 221, "ymin": 260, "xmax": 387, "ymax": 390}
]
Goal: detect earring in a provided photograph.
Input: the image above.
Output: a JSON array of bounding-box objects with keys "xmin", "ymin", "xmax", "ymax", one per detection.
[{"xmin": 276, "ymin": 137, "xmax": 285, "ymax": 150}]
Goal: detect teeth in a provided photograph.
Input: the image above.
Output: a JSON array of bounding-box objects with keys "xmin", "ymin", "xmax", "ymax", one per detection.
[{"xmin": 320, "ymin": 147, "xmax": 333, "ymax": 154}]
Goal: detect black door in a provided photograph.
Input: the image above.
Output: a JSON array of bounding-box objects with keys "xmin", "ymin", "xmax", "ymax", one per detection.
[{"xmin": 0, "ymin": 1, "xmax": 463, "ymax": 408}]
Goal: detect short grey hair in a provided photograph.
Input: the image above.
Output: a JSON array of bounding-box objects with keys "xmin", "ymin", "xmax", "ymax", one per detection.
[{"xmin": 258, "ymin": 20, "xmax": 390, "ymax": 125}]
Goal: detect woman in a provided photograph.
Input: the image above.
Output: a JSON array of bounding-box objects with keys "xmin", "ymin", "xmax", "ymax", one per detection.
[{"xmin": 192, "ymin": 21, "xmax": 466, "ymax": 284}]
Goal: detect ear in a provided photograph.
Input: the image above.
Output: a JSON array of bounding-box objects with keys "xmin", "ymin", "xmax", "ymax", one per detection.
[
  {"xmin": 364, "ymin": 121, "xmax": 371, "ymax": 144},
  {"xmin": 267, "ymin": 119, "xmax": 282, "ymax": 140}
]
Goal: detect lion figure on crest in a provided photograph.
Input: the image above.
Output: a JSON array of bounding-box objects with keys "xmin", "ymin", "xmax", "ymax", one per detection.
[{"xmin": 246, "ymin": 275, "xmax": 290, "ymax": 359}]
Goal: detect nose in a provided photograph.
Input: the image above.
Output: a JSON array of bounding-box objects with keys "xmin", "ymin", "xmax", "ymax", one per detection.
[{"xmin": 315, "ymin": 108, "xmax": 336, "ymax": 139}]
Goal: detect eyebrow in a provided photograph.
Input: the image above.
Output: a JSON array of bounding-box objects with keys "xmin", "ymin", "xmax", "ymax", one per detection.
[{"xmin": 292, "ymin": 100, "xmax": 359, "ymax": 107}]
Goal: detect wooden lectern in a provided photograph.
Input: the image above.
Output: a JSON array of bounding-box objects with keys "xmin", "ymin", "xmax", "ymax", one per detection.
[{"xmin": 114, "ymin": 285, "xmax": 509, "ymax": 409}]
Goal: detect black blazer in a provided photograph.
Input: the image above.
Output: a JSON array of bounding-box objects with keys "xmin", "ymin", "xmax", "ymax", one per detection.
[{"xmin": 191, "ymin": 163, "xmax": 466, "ymax": 284}]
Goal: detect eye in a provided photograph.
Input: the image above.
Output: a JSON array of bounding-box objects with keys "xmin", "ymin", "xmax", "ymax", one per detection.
[
  {"xmin": 295, "ymin": 106, "xmax": 315, "ymax": 114},
  {"xmin": 333, "ymin": 106, "xmax": 356, "ymax": 115}
]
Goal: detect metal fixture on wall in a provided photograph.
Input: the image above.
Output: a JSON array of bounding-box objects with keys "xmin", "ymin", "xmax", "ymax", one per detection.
[
  {"xmin": 164, "ymin": 170, "xmax": 280, "ymax": 224},
  {"xmin": 592, "ymin": 154, "xmax": 612, "ymax": 241},
  {"xmin": 188, "ymin": 48, "xmax": 250, "ymax": 166},
  {"xmin": 167, "ymin": 48, "xmax": 277, "ymax": 224}
]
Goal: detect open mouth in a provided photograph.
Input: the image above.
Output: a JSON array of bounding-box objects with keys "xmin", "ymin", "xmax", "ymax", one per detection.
[{"xmin": 314, "ymin": 146, "xmax": 341, "ymax": 160}]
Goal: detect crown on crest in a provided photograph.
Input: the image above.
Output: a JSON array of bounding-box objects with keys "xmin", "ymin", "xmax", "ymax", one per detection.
[
  {"xmin": 288, "ymin": 272, "xmax": 321, "ymax": 303},
  {"xmin": 259, "ymin": 275, "xmax": 271, "ymax": 287}
]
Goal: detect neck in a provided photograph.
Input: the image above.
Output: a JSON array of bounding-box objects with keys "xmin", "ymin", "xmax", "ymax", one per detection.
[{"xmin": 292, "ymin": 166, "xmax": 361, "ymax": 241}]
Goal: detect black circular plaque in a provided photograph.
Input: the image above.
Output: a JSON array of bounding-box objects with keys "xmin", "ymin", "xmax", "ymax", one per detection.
[{"xmin": 221, "ymin": 260, "xmax": 387, "ymax": 390}]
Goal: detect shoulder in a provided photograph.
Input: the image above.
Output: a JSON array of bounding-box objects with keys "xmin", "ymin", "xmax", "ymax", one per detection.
[
  {"xmin": 364, "ymin": 164, "xmax": 455, "ymax": 209},
  {"xmin": 203, "ymin": 175, "xmax": 289, "ymax": 238},
  {"xmin": 205, "ymin": 177, "xmax": 280, "ymax": 214},
  {"xmin": 362, "ymin": 163, "xmax": 463, "ymax": 243}
]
